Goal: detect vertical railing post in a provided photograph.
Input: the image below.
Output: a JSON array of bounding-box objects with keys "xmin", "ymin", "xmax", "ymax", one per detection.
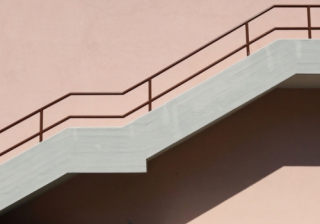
[
  {"xmin": 307, "ymin": 6, "xmax": 312, "ymax": 39},
  {"xmin": 148, "ymin": 79, "xmax": 152, "ymax": 111},
  {"xmin": 39, "ymin": 110, "xmax": 43, "ymax": 142},
  {"xmin": 245, "ymin": 22, "xmax": 250, "ymax": 56}
]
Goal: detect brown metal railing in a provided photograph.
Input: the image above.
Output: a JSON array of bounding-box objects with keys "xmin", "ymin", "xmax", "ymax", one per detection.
[{"xmin": 1, "ymin": 4, "xmax": 320, "ymax": 156}]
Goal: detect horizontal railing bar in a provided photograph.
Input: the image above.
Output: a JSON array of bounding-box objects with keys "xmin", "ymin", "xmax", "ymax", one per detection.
[
  {"xmin": 275, "ymin": 27, "xmax": 309, "ymax": 30},
  {"xmin": 249, "ymin": 26, "xmax": 320, "ymax": 46},
  {"xmin": 236, "ymin": 5, "xmax": 320, "ymax": 31},
  {"xmin": 69, "ymin": 115, "xmax": 124, "ymax": 119},
  {"xmin": 69, "ymin": 92, "xmax": 123, "ymax": 95},
  {"xmin": 274, "ymin": 4, "xmax": 320, "ymax": 8}
]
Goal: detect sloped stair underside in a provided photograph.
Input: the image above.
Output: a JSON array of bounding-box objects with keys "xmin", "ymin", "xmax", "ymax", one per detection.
[{"xmin": 1, "ymin": 39, "xmax": 320, "ymax": 212}]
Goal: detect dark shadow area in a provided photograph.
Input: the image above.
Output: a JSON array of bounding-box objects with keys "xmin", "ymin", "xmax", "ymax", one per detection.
[
  {"xmin": 0, "ymin": 174, "xmax": 77, "ymax": 216},
  {"xmin": 1, "ymin": 89, "xmax": 320, "ymax": 224}
]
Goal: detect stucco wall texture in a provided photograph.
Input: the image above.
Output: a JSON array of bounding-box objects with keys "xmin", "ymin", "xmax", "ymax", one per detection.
[
  {"xmin": 1, "ymin": 89, "xmax": 320, "ymax": 224},
  {"xmin": 1, "ymin": 0, "xmax": 320, "ymax": 160}
]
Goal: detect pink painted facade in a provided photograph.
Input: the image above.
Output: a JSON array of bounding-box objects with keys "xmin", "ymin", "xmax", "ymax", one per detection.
[{"xmin": 1, "ymin": 1, "xmax": 320, "ymax": 223}]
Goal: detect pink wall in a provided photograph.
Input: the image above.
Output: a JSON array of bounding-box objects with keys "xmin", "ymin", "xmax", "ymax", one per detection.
[
  {"xmin": 1, "ymin": 89, "xmax": 320, "ymax": 223},
  {"xmin": 1, "ymin": 0, "xmax": 320, "ymax": 161}
]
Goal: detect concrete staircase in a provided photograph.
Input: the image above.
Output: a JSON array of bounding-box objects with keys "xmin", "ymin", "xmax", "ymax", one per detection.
[{"xmin": 1, "ymin": 39, "xmax": 320, "ymax": 213}]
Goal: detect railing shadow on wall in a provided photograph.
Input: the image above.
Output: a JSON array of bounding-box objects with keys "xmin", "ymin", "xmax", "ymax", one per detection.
[{"xmin": 1, "ymin": 4, "xmax": 320, "ymax": 157}]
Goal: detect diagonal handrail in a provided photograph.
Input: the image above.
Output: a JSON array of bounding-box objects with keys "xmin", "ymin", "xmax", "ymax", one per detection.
[{"xmin": 1, "ymin": 4, "xmax": 320, "ymax": 157}]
